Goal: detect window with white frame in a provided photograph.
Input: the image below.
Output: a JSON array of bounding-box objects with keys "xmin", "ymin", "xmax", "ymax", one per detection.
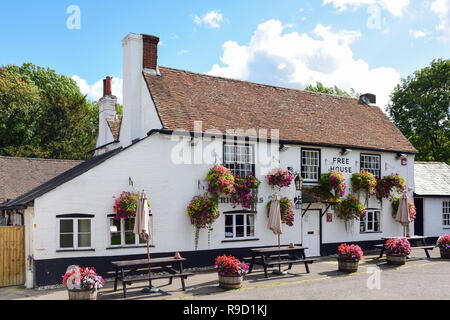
[
  {"xmin": 58, "ymin": 217, "xmax": 93, "ymax": 250},
  {"xmin": 109, "ymin": 217, "xmax": 150, "ymax": 247},
  {"xmin": 223, "ymin": 143, "xmax": 255, "ymax": 178},
  {"xmin": 360, "ymin": 154, "xmax": 381, "ymax": 179},
  {"xmin": 301, "ymin": 149, "xmax": 320, "ymax": 182},
  {"xmin": 224, "ymin": 213, "xmax": 255, "ymax": 239},
  {"xmin": 360, "ymin": 210, "xmax": 381, "ymax": 233},
  {"xmin": 443, "ymin": 201, "xmax": 450, "ymax": 227}
]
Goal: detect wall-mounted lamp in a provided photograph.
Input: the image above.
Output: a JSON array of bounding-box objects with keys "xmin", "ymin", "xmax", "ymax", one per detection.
[
  {"xmin": 295, "ymin": 174, "xmax": 303, "ymax": 191},
  {"xmin": 396, "ymin": 153, "xmax": 407, "ymax": 159},
  {"xmin": 340, "ymin": 148, "xmax": 352, "ymax": 156},
  {"xmin": 279, "ymin": 144, "xmax": 289, "ymax": 152},
  {"xmin": 190, "ymin": 137, "xmax": 199, "ymax": 147}
]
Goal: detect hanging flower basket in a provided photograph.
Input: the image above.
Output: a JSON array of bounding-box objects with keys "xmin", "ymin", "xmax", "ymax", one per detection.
[
  {"xmin": 266, "ymin": 168, "xmax": 294, "ymax": 189},
  {"xmin": 231, "ymin": 174, "xmax": 261, "ymax": 209},
  {"xmin": 391, "ymin": 196, "xmax": 417, "ymax": 222},
  {"xmin": 112, "ymin": 192, "xmax": 151, "ymax": 221},
  {"xmin": 384, "ymin": 238, "xmax": 411, "ymax": 265},
  {"xmin": 266, "ymin": 197, "xmax": 295, "ymax": 226},
  {"xmin": 437, "ymin": 235, "xmax": 450, "ymax": 259},
  {"xmin": 334, "ymin": 194, "xmax": 366, "ymax": 231},
  {"xmin": 206, "ymin": 165, "xmax": 236, "ymax": 201},
  {"xmin": 187, "ymin": 196, "xmax": 220, "ymax": 250},
  {"xmin": 375, "ymin": 174, "xmax": 406, "ymax": 201},
  {"xmin": 337, "ymin": 243, "xmax": 363, "ymax": 273},
  {"xmin": 351, "ymin": 171, "xmax": 377, "ymax": 198},
  {"xmin": 319, "ymin": 171, "xmax": 347, "ymax": 199}
]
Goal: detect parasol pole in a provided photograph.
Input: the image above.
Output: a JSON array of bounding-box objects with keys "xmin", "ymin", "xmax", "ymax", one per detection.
[{"xmin": 278, "ymin": 234, "xmax": 281, "ymax": 273}]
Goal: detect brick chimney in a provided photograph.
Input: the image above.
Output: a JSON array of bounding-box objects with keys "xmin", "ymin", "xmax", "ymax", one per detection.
[
  {"xmin": 95, "ymin": 76, "xmax": 118, "ymax": 154},
  {"xmin": 103, "ymin": 76, "xmax": 112, "ymax": 96},
  {"xmin": 142, "ymin": 34, "xmax": 160, "ymax": 71}
]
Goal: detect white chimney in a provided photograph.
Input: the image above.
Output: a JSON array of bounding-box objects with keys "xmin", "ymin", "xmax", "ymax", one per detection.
[
  {"xmin": 121, "ymin": 33, "xmax": 161, "ymax": 148},
  {"xmin": 95, "ymin": 76, "xmax": 117, "ymax": 153}
]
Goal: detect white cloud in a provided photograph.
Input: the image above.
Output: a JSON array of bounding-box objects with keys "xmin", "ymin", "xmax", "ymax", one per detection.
[
  {"xmin": 408, "ymin": 29, "xmax": 430, "ymax": 38},
  {"xmin": 431, "ymin": 0, "xmax": 450, "ymax": 41},
  {"xmin": 194, "ymin": 10, "xmax": 224, "ymax": 28},
  {"xmin": 178, "ymin": 49, "xmax": 190, "ymax": 55},
  {"xmin": 207, "ymin": 19, "xmax": 400, "ymax": 111},
  {"xmin": 323, "ymin": 0, "xmax": 410, "ymax": 16},
  {"xmin": 72, "ymin": 75, "xmax": 123, "ymax": 104}
]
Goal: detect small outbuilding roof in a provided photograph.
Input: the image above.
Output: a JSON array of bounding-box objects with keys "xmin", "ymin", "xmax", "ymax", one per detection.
[
  {"xmin": 0, "ymin": 156, "xmax": 82, "ymax": 204},
  {"xmin": 414, "ymin": 162, "xmax": 450, "ymax": 196},
  {"xmin": 0, "ymin": 148, "xmax": 123, "ymax": 210}
]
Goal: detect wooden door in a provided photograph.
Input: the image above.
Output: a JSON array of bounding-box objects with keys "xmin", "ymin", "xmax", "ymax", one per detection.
[{"xmin": 0, "ymin": 226, "xmax": 25, "ymax": 287}]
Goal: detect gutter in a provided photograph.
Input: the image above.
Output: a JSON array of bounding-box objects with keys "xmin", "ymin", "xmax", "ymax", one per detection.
[{"xmin": 146, "ymin": 129, "xmax": 418, "ymax": 155}]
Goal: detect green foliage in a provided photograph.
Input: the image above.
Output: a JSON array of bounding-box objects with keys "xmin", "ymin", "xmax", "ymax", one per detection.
[
  {"xmin": 0, "ymin": 63, "xmax": 98, "ymax": 160},
  {"xmin": 305, "ymin": 82, "xmax": 360, "ymax": 98},
  {"xmin": 387, "ymin": 59, "xmax": 450, "ymax": 164}
]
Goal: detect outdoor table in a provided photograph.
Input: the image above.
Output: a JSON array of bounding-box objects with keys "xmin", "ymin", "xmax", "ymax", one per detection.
[
  {"xmin": 377, "ymin": 236, "xmax": 434, "ymax": 258},
  {"xmin": 111, "ymin": 256, "xmax": 193, "ymax": 298},
  {"xmin": 247, "ymin": 246, "xmax": 317, "ymax": 278}
]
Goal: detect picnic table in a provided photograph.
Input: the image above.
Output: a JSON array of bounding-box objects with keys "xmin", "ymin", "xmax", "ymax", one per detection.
[
  {"xmin": 111, "ymin": 256, "xmax": 193, "ymax": 298},
  {"xmin": 246, "ymin": 246, "xmax": 317, "ymax": 278},
  {"xmin": 375, "ymin": 236, "xmax": 435, "ymax": 258}
]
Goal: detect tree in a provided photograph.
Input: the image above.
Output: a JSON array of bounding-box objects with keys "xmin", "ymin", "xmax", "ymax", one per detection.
[
  {"xmin": 305, "ymin": 82, "xmax": 360, "ymax": 98},
  {"xmin": 387, "ymin": 59, "xmax": 449, "ymax": 164},
  {"xmin": 0, "ymin": 63, "xmax": 98, "ymax": 160}
]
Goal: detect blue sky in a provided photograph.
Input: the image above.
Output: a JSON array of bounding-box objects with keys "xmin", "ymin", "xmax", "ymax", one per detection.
[{"xmin": 0, "ymin": 0, "xmax": 448, "ymax": 109}]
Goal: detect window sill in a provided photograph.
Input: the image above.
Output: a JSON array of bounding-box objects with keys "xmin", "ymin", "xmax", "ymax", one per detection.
[
  {"xmin": 360, "ymin": 231, "xmax": 383, "ymax": 234},
  {"xmin": 56, "ymin": 249, "xmax": 95, "ymax": 253},
  {"xmin": 222, "ymin": 238, "xmax": 260, "ymax": 243},
  {"xmin": 106, "ymin": 245, "xmax": 155, "ymax": 250}
]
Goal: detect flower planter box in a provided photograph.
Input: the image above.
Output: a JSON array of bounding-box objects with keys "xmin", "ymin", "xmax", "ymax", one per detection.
[
  {"xmin": 218, "ymin": 275, "xmax": 243, "ymax": 290},
  {"xmin": 440, "ymin": 248, "xmax": 450, "ymax": 259},
  {"xmin": 338, "ymin": 258, "xmax": 359, "ymax": 273},
  {"xmin": 67, "ymin": 288, "xmax": 98, "ymax": 300},
  {"xmin": 386, "ymin": 254, "xmax": 407, "ymax": 265}
]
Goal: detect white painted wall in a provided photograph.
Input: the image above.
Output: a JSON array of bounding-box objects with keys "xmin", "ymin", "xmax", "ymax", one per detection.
[
  {"xmin": 423, "ymin": 197, "xmax": 450, "ymax": 237},
  {"xmin": 31, "ymin": 133, "xmax": 415, "ymax": 262}
]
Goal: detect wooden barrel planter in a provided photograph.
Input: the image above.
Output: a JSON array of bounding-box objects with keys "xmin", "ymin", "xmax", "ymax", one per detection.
[
  {"xmin": 440, "ymin": 248, "xmax": 450, "ymax": 259},
  {"xmin": 67, "ymin": 288, "xmax": 98, "ymax": 300},
  {"xmin": 386, "ymin": 254, "xmax": 407, "ymax": 265},
  {"xmin": 218, "ymin": 275, "xmax": 243, "ymax": 290},
  {"xmin": 338, "ymin": 258, "xmax": 359, "ymax": 273}
]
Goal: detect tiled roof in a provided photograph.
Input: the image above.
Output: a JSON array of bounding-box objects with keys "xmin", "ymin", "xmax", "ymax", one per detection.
[
  {"xmin": 144, "ymin": 67, "xmax": 417, "ymax": 154},
  {"xmin": 414, "ymin": 162, "xmax": 450, "ymax": 196},
  {"xmin": 107, "ymin": 115, "xmax": 123, "ymax": 141},
  {"xmin": 0, "ymin": 156, "xmax": 82, "ymax": 204},
  {"xmin": 0, "ymin": 148, "xmax": 123, "ymax": 209}
]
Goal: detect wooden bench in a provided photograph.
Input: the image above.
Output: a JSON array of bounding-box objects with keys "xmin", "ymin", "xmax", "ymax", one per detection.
[
  {"xmin": 111, "ymin": 257, "xmax": 192, "ymax": 298},
  {"xmin": 265, "ymin": 258, "xmax": 317, "ymax": 273},
  {"xmin": 374, "ymin": 244, "xmax": 435, "ymax": 259},
  {"xmin": 410, "ymin": 246, "xmax": 435, "ymax": 258}
]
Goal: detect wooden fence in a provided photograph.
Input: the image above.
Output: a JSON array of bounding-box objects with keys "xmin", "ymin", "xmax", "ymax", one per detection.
[{"xmin": 0, "ymin": 226, "xmax": 25, "ymax": 287}]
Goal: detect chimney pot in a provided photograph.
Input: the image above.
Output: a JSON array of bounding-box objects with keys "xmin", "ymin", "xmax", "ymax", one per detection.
[
  {"xmin": 142, "ymin": 34, "xmax": 160, "ymax": 71},
  {"xmin": 103, "ymin": 76, "xmax": 113, "ymax": 97}
]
